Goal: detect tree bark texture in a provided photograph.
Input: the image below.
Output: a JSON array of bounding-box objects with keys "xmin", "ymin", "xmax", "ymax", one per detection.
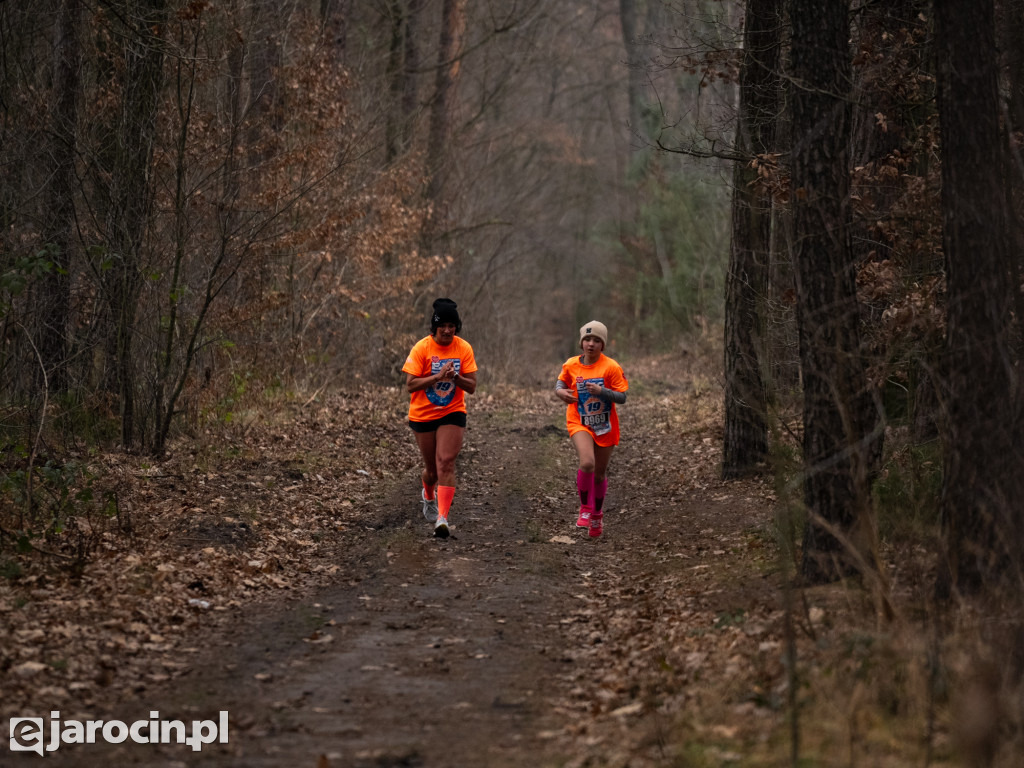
[
  {"xmin": 996, "ymin": 0, "xmax": 1024, "ymax": 363},
  {"xmin": 790, "ymin": 0, "xmax": 874, "ymax": 583},
  {"xmin": 619, "ymin": 0, "xmax": 646, "ymax": 155},
  {"xmin": 102, "ymin": 0, "xmax": 168, "ymax": 448},
  {"xmin": 401, "ymin": 0, "xmax": 424, "ymax": 152},
  {"xmin": 723, "ymin": 0, "xmax": 781, "ymax": 479},
  {"xmin": 935, "ymin": 0, "xmax": 1022, "ymax": 592},
  {"xmin": 382, "ymin": 0, "xmax": 425, "ymax": 161},
  {"xmin": 385, "ymin": 0, "xmax": 406, "ymax": 163},
  {"xmin": 39, "ymin": 0, "xmax": 83, "ymax": 394},
  {"xmin": 425, "ymin": 0, "xmax": 466, "ymax": 225}
]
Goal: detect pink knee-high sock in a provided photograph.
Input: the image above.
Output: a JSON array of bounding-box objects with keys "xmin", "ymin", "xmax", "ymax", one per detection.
[
  {"xmin": 594, "ymin": 478, "xmax": 608, "ymax": 512},
  {"xmin": 576, "ymin": 470, "xmax": 594, "ymax": 509}
]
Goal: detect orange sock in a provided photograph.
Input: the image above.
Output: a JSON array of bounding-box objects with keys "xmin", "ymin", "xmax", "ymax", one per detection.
[
  {"xmin": 422, "ymin": 481, "xmax": 435, "ymax": 501},
  {"xmin": 436, "ymin": 485, "xmax": 455, "ymax": 519}
]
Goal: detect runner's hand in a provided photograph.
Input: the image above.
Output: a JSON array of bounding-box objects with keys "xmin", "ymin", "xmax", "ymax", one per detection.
[{"xmin": 556, "ymin": 389, "xmax": 577, "ymax": 404}]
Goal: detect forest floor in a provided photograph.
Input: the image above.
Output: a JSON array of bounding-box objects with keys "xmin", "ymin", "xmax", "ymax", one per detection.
[{"xmin": 1, "ymin": 348, "xmax": 969, "ymax": 767}]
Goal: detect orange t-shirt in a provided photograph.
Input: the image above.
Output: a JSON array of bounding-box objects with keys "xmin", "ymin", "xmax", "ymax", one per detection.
[
  {"xmin": 557, "ymin": 353, "xmax": 628, "ymax": 447},
  {"xmin": 402, "ymin": 335, "xmax": 478, "ymax": 422}
]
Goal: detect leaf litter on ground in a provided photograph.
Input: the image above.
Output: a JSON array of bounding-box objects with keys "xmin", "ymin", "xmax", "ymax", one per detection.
[{"xmin": 0, "ymin": 349, "xmax": 967, "ymax": 767}]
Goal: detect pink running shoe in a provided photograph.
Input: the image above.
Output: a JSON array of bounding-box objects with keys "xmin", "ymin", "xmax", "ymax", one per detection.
[
  {"xmin": 589, "ymin": 511, "xmax": 603, "ymax": 538},
  {"xmin": 576, "ymin": 507, "xmax": 592, "ymax": 528}
]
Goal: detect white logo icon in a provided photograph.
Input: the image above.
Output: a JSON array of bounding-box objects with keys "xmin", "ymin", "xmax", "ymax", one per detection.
[{"xmin": 9, "ymin": 717, "xmax": 45, "ymax": 756}]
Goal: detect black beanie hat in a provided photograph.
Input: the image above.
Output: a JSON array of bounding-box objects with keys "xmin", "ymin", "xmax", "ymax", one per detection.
[{"xmin": 431, "ymin": 298, "xmax": 461, "ymax": 334}]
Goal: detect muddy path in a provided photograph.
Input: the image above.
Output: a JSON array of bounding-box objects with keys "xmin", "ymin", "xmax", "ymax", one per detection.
[
  {"xmin": 158, "ymin": 415, "xmax": 591, "ymax": 768},
  {"xmin": 23, "ymin": 361, "xmax": 783, "ymax": 768}
]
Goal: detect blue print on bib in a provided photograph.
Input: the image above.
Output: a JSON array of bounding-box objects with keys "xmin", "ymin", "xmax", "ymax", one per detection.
[
  {"xmin": 576, "ymin": 377, "xmax": 611, "ymax": 436},
  {"xmin": 427, "ymin": 358, "xmax": 461, "ymax": 408}
]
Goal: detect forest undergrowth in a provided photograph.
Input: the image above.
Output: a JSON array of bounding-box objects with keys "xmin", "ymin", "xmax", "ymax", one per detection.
[{"xmin": 0, "ymin": 343, "xmax": 1021, "ymax": 766}]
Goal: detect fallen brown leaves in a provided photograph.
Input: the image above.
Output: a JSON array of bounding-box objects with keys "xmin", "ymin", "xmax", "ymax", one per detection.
[
  {"xmin": 532, "ymin": 350, "xmax": 796, "ymax": 766},
  {"xmin": 0, "ymin": 384, "xmax": 419, "ymax": 724},
  {"xmin": 1, "ymin": 346, "xmax": 1014, "ymax": 767}
]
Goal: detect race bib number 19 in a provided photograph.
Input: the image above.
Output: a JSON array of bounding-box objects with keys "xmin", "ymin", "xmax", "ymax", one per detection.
[
  {"xmin": 576, "ymin": 377, "xmax": 611, "ymax": 436},
  {"xmin": 427, "ymin": 358, "xmax": 460, "ymax": 407}
]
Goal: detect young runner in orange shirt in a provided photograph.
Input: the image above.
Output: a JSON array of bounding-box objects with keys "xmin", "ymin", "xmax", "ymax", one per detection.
[
  {"xmin": 403, "ymin": 298, "xmax": 477, "ymax": 538},
  {"xmin": 555, "ymin": 320, "xmax": 628, "ymax": 538}
]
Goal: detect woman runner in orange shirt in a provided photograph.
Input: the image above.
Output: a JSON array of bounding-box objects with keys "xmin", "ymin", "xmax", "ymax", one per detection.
[
  {"xmin": 403, "ymin": 298, "xmax": 478, "ymax": 538},
  {"xmin": 554, "ymin": 320, "xmax": 628, "ymax": 538}
]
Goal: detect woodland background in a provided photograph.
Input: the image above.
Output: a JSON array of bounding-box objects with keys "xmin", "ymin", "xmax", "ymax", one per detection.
[
  {"xmin": 2, "ymin": 0, "xmax": 1024, "ymax": 764},
  {"xmin": 1, "ymin": 0, "xmax": 737, "ymax": 545}
]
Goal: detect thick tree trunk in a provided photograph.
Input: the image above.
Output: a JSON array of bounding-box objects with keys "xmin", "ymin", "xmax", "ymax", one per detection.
[
  {"xmin": 790, "ymin": 0, "xmax": 875, "ymax": 583},
  {"xmin": 385, "ymin": 0, "xmax": 406, "ymax": 163},
  {"xmin": 39, "ymin": 0, "xmax": 82, "ymax": 395},
  {"xmin": 722, "ymin": 0, "xmax": 781, "ymax": 479},
  {"xmin": 935, "ymin": 0, "xmax": 1022, "ymax": 593},
  {"xmin": 996, "ymin": 0, "xmax": 1024, "ymax": 370},
  {"xmin": 619, "ymin": 0, "xmax": 645, "ymax": 138},
  {"xmin": 103, "ymin": 0, "xmax": 168, "ymax": 448},
  {"xmin": 387, "ymin": 0, "xmax": 424, "ymax": 158},
  {"xmin": 424, "ymin": 0, "xmax": 466, "ymax": 240},
  {"xmin": 401, "ymin": 0, "xmax": 424, "ymax": 152}
]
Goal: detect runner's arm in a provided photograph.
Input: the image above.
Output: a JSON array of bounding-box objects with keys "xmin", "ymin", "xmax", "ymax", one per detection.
[
  {"xmin": 599, "ymin": 386, "xmax": 626, "ymax": 404},
  {"xmin": 555, "ymin": 379, "xmax": 576, "ymax": 404},
  {"xmin": 407, "ymin": 371, "xmax": 443, "ymax": 393},
  {"xmin": 455, "ymin": 370, "xmax": 477, "ymax": 395},
  {"xmin": 407, "ymin": 358, "xmax": 456, "ymax": 392},
  {"xmin": 583, "ymin": 380, "xmax": 626, "ymax": 404}
]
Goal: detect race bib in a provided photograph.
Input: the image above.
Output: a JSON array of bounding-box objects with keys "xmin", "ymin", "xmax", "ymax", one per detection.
[
  {"xmin": 576, "ymin": 377, "xmax": 611, "ymax": 436},
  {"xmin": 427, "ymin": 357, "xmax": 461, "ymax": 407}
]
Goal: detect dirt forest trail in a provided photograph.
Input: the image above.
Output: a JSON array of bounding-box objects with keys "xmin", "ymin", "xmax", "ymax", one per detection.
[{"xmin": 15, "ymin": 355, "xmax": 788, "ymax": 768}]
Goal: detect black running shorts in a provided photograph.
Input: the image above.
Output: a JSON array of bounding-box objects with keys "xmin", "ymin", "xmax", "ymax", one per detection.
[{"xmin": 408, "ymin": 411, "xmax": 467, "ymax": 433}]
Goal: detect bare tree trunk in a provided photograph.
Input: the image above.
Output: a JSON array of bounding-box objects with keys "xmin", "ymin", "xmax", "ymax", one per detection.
[
  {"xmin": 424, "ymin": 0, "xmax": 466, "ymax": 244},
  {"xmin": 619, "ymin": 0, "xmax": 665, "ymax": 180},
  {"xmin": 249, "ymin": 3, "xmax": 282, "ymax": 142},
  {"xmin": 996, "ymin": 0, "xmax": 1024, "ymax": 369},
  {"xmin": 1000, "ymin": 0, "xmax": 1024, "ymax": 133},
  {"xmin": 102, "ymin": 0, "xmax": 169, "ymax": 449},
  {"xmin": 722, "ymin": 0, "xmax": 780, "ymax": 479},
  {"xmin": 384, "ymin": 0, "xmax": 425, "ymax": 162},
  {"xmin": 935, "ymin": 0, "xmax": 1022, "ymax": 593},
  {"xmin": 385, "ymin": 0, "xmax": 406, "ymax": 163},
  {"xmin": 39, "ymin": 0, "xmax": 82, "ymax": 395},
  {"xmin": 401, "ymin": 0, "xmax": 425, "ymax": 152},
  {"xmin": 619, "ymin": 0, "xmax": 645, "ymax": 147},
  {"xmin": 790, "ymin": 0, "xmax": 875, "ymax": 584}
]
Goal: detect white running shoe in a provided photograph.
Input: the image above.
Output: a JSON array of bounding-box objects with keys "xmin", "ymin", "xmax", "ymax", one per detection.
[
  {"xmin": 421, "ymin": 489, "xmax": 438, "ymax": 521},
  {"xmin": 434, "ymin": 514, "xmax": 450, "ymax": 539}
]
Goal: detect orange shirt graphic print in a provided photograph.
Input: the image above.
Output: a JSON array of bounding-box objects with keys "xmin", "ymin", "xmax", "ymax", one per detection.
[
  {"xmin": 427, "ymin": 356, "xmax": 461, "ymax": 408},
  {"xmin": 576, "ymin": 376, "xmax": 611, "ymax": 436}
]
